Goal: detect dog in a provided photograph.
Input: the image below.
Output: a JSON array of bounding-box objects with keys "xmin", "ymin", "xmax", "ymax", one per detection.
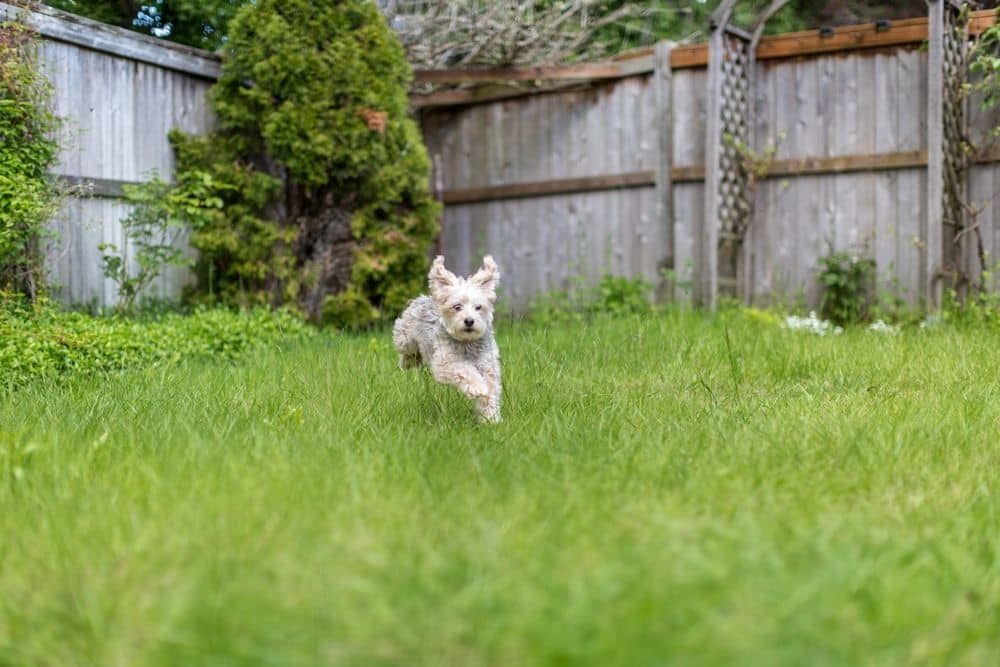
[{"xmin": 392, "ymin": 255, "xmax": 502, "ymax": 423}]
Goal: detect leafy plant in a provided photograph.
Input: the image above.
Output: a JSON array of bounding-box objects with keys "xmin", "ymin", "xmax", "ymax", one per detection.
[
  {"xmin": 968, "ymin": 6, "xmax": 1000, "ymax": 114},
  {"xmin": 0, "ymin": 18, "xmax": 61, "ymax": 300},
  {"xmin": 724, "ymin": 131, "xmax": 783, "ymax": 244},
  {"xmin": 817, "ymin": 250, "xmax": 875, "ymax": 326},
  {"xmin": 100, "ymin": 174, "xmax": 205, "ymax": 312}
]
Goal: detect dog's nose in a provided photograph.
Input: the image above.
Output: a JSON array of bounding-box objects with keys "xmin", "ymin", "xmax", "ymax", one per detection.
[{"xmin": 464, "ymin": 318, "xmax": 475, "ymax": 327}]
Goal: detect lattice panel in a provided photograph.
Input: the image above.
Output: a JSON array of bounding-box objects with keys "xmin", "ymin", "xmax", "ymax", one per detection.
[
  {"xmin": 717, "ymin": 31, "xmax": 753, "ymax": 245},
  {"xmin": 942, "ymin": 2, "xmax": 968, "ymax": 237}
]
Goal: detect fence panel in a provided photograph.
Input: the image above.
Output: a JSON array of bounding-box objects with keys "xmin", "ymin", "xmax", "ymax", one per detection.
[
  {"xmin": 423, "ymin": 77, "xmax": 669, "ymax": 311},
  {"xmin": 1, "ymin": 2, "xmax": 218, "ymax": 307}
]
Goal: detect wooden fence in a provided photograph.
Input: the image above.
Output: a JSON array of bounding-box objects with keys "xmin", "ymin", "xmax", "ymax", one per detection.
[
  {"xmin": 6, "ymin": 2, "xmax": 1000, "ymax": 312},
  {"xmin": 1, "ymin": 2, "xmax": 218, "ymax": 307},
  {"xmin": 417, "ymin": 5, "xmax": 1000, "ymax": 311}
]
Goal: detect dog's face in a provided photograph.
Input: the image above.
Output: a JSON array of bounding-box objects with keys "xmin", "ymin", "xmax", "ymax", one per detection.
[{"xmin": 428, "ymin": 255, "xmax": 500, "ymax": 342}]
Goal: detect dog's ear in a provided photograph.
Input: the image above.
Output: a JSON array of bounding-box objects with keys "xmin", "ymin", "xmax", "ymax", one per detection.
[
  {"xmin": 428, "ymin": 255, "xmax": 458, "ymax": 299},
  {"xmin": 471, "ymin": 255, "xmax": 500, "ymax": 299}
]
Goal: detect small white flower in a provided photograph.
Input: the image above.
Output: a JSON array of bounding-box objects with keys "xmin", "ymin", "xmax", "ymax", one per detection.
[
  {"xmin": 783, "ymin": 311, "xmax": 842, "ymax": 336},
  {"xmin": 867, "ymin": 319, "xmax": 899, "ymax": 335}
]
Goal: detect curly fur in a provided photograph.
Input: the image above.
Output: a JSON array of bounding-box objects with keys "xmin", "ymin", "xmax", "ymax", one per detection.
[{"xmin": 392, "ymin": 255, "xmax": 502, "ymax": 423}]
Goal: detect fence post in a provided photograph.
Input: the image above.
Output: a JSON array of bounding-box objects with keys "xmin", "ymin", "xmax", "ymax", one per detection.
[
  {"xmin": 654, "ymin": 40, "xmax": 676, "ymax": 300},
  {"xmin": 700, "ymin": 25, "xmax": 724, "ymax": 309},
  {"xmin": 926, "ymin": 0, "xmax": 945, "ymax": 309}
]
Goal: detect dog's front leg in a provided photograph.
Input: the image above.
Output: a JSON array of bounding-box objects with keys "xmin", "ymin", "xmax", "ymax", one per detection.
[
  {"xmin": 477, "ymin": 364, "xmax": 502, "ymax": 423},
  {"xmin": 430, "ymin": 360, "xmax": 489, "ymax": 406}
]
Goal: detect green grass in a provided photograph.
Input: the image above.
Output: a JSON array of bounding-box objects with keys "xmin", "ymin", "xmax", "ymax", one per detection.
[{"xmin": 1, "ymin": 309, "xmax": 998, "ymax": 666}]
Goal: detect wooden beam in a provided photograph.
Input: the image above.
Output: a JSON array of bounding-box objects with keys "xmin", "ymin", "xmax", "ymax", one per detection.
[
  {"xmin": 970, "ymin": 9, "xmax": 999, "ymax": 36},
  {"xmin": 51, "ymin": 175, "xmax": 146, "ymax": 198},
  {"xmin": 411, "ymin": 81, "xmax": 587, "ymax": 108},
  {"xmin": 439, "ymin": 150, "xmax": 947, "ymax": 205},
  {"xmin": 413, "ymin": 56, "xmax": 653, "ymax": 85},
  {"xmin": 74, "ymin": 149, "xmax": 943, "ymax": 207},
  {"xmin": 442, "ymin": 171, "xmax": 655, "ymax": 205},
  {"xmin": 767, "ymin": 150, "xmax": 928, "ymax": 176},
  {"xmin": 0, "ymin": 2, "xmax": 221, "ymax": 80}
]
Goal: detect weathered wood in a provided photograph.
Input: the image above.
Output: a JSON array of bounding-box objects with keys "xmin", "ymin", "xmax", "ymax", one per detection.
[
  {"xmin": 439, "ymin": 150, "xmax": 939, "ymax": 204},
  {"xmin": 0, "ymin": 2, "xmax": 221, "ymax": 80},
  {"xmin": 21, "ymin": 14, "xmax": 217, "ymax": 307},
  {"xmin": 51, "ymin": 175, "xmax": 142, "ymax": 198},
  {"xmin": 442, "ymin": 171, "xmax": 655, "ymax": 204},
  {"xmin": 700, "ymin": 26, "xmax": 725, "ymax": 309},
  {"xmin": 926, "ymin": 0, "xmax": 945, "ymax": 308},
  {"xmin": 413, "ymin": 57, "xmax": 654, "ymax": 84},
  {"xmin": 855, "ymin": 49, "xmax": 878, "ymax": 295},
  {"xmin": 873, "ymin": 50, "xmax": 898, "ymax": 302},
  {"xmin": 896, "ymin": 47, "xmax": 924, "ymax": 303},
  {"xmin": 832, "ymin": 55, "xmax": 858, "ymax": 264},
  {"xmin": 654, "ymin": 41, "xmax": 674, "ymax": 274}
]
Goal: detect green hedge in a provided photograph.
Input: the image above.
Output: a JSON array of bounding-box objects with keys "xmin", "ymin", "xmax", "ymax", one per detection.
[{"xmin": 0, "ymin": 302, "xmax": 314, "ymax": 393}]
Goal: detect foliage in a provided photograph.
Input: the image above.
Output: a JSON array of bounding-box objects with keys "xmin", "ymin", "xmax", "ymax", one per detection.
[
  {"xmin": 969, "ymin": 7, "xmax": 1000, "ymax": 113},
  {"xmin": 44, "ymin": 0, "xmax": 246, "ymax": 50},
  {"xmin": 0, "ymin": 18, "xmax": 60, "ymax": 300},
  {"xmin": 166, "ymin": 132, "xmax": 286, "ymax": 307},
  {"xmin": 940, "ymin": 285, "xmax": 1000, "ymax": 326},
  {"xmin": 817, "ymin": 250, "xmax": 875, "ymax": 325},
  {"xmin": 3, "ymin": 312, "xmax": 1000, "ymax": 664},
  {"xmin": 169, "ymin": 0, "xmax": 440, "ymax": 329},
  {"xmin": 723, "ymin": 131, "xmax": 783, "ymax": 243},
  {"xmin": 390, "ymin": 0, "xmax": 946, "ymax": 69},
  {"xmin": 0, "ymin": 293, "xmax": 312, "ymax": 393},
  {"xmin": 42, "ymin": 0, "xmax": 955, "ymax": 67},
  {"xmin": 386, "ymin": 0, "xmax": 944, "ymax": 68},
  {"xmin": 99, "ymin": 174, "xmax": 200, "ymax": 311},
  {"xmin": 526, "ymin": 272, "xmax": 653, "ymax": 325}
]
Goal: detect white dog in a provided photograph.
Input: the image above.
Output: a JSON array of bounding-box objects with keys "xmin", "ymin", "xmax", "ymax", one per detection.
[{"xmin": 393, "ymin": 255, "xmax": 502, "ymax": 423}]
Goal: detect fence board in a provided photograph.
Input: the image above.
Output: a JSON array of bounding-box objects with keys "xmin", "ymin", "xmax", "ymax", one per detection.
[{"xmin": 20, "ymin": 10, "xmax": 218, "ymax": 307}]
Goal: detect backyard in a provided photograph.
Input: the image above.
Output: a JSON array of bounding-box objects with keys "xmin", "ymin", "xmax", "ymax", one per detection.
[{"xmin": 2, "ymin": 309, "xmax": 998, "ymax": 665}]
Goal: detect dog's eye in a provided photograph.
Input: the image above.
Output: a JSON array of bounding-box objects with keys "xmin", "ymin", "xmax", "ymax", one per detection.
[
  {"xmin": 475, "ymin": 305, "xmax": 482, "ymax": 311},
  {"xmin": 452, "ymin": 304, "xmax": 462, "ymax": 311}
]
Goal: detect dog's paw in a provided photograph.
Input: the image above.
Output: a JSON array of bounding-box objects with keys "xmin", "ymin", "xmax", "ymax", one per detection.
[{"xmin": 476, "ymin": 397, "xmax": 501, "ymax": 423}]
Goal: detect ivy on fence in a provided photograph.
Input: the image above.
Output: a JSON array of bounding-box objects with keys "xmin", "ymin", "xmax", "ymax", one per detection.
[{"xmin": 0, "ymin": 17, "xmax": 60, "ymax": 300}]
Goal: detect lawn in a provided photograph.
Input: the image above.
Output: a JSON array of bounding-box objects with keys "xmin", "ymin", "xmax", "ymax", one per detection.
[{"xmin": 1, "ymin": 309, "xmax": 998, "ymax": 666}]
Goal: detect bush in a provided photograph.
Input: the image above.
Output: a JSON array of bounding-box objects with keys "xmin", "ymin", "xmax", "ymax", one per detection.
[
  {"xmin": 0, "ymin": 295, "xmax": 314, "ymax": 393},
  {"xmin": 817, "ymin": 250, "xmax": 875, "ymax": 326},
  {"xmin": 169, "ymin": 0, "xmax": 440, "ymax": 328}
]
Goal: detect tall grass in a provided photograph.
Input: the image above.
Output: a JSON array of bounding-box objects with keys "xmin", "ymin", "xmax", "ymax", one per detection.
[{"xmin": 1, "ymin": 309, "xmax": 998, "ymax": 666}]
